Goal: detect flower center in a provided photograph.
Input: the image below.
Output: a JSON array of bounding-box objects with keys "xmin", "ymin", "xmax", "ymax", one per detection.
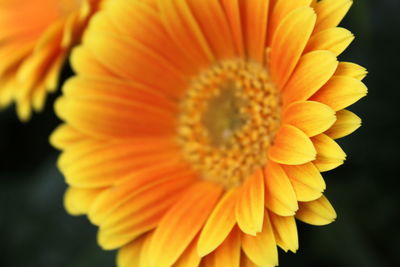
[{"xmin": 178, "ymin": 60, "xmax": 281, "ymax": 189}]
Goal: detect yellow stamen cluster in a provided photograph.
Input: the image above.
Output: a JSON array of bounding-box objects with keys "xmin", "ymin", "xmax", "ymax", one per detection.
[{"xmin": 178, "ymin": 60, "xmax": 281, "ymax": 188}]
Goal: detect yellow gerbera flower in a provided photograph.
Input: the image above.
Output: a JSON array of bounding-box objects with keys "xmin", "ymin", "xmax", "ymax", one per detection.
[
  {"xmin": 51, "ymin": 0, "xmax": 367, "ymax": 266},
  {"xmin": 0, "ymin": 0, "xmax": 104, "ymax": 121}
]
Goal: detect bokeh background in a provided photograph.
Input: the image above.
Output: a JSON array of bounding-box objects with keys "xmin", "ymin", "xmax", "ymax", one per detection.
[{"xmin": 1, "ymin": 1, "xmax": 399, "ymax": 266}]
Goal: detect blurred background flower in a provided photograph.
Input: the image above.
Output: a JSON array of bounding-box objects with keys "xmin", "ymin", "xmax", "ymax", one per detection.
[
  {"xmin": 0, "ymin": 0, "xmax": 399, "ymax": 266},
  {"xmin": 0, "ymin": 0, "xmax": 102, "ymax": 121}
]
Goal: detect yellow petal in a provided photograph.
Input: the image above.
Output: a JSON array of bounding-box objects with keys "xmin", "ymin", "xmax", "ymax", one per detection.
[
  {"xmin": 282, "ymin": 163, "xmax": 326, "ymax": 202},
  {"xmin": 71, "ymin": 46, "xmax": 113, "ymax": 77},
  {"xmin": 312, "ymin": 134, "xmax": 347, "ymax": 172},
  {"xmin": 312, "ymin": 0, "xmax": 353, "ymax": 33},
  {"xmin": 16, "ymin": 96, "xmax": 32, "ymax": 122},
  {"xmin": 148, "ymin": 182, "xmax": 223, "ymax": 267},
  {"xmin": 50, "ymin": 124, "xmax": 87, "ymax": 150},
  {"xmin": 264, "ymin": 161, "xmax": 298, "ymax": 216},
  {"xmin": 296, "ymin": 195, "xmax": 337, "ymax": 225},
  {"xmin": 282, "ymin": 50, "xmax": 338, "ymax": 105},
  {"xmin": 325, "ymin": 109, "xmax": 362, "ymax": 139},
  {"xmin": 174, "ymin": 237, "xmax": 202, "ymax": 267},
  {"xmin": 310, "ymin": 76, "xmax": 367, "ymax": 111},
  {"xmin": 139, "ymin": 231, "xmax": 154, "ymax": 267},
  {"xmin": 0, "ymin": 74, "xmax": 16, "ymax": 108},
  {"xmin": 117, "ymin": 236, "xmax": 146, "ymax": 267},
  {"xmin": 335, "ymin": 62, "xmax": 367, "ymax": 80},
  {"xmin": 270, "ymin": 7, "xmax": 316, "ymax": 89},
  {"xmin": 64, "ymin": 187, "xmax": 104, "ymax": 216},
  {"xmin": 32, "ymin": 84, "xmax": 47, "ymax": 113},
  {"xmin": 283, "ymin": 101, "xmax": 336, "ymax": 137},
  {"xmin": 267, "ymin": 0, "xmax": 312, "ymax": 45},
  {"xmin": 240, "ymin": 253, "xmax": 259, "ymax": 267},
  {"xmin": 198, "ymin": 188, "xmax": 238, "ymax": 257},
  {"xmin": 242, "ymin": 211, "xmax": 278, "ymax": 267},
  {"xmin": 269, "ymin": 212, "xmax": 298, "ymax": 253},
  {"xmin": 45, "ymin": 52, "xmax": 66, "ymax": 92},
  {"xmin": 269, "ymin": 125, "xmax": 316, "ymax": 165},
  {"xmin": 235, "ymin": 169, "xmax": 265, "ymax": 235},
  {"xmin": 306, "ymin": 27, "xmax": 354, "ymax": 56}
]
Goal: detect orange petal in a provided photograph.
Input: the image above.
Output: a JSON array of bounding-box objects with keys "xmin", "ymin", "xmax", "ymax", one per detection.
[
  {"xmin": 63, "ymin": 76, "xmax": 177, "ymax": 113},
  {"xmin": 269, "ymin": 212, "xmax": 298, "ymax": 253},
  {"xmin": 283, "ymin": 101, "xmax": 336, "ymax": 137},
  {"xmin": 97, "ymin": 176, "xmax": 195, "ymax": 250},
  {"xmin": 310, "ymin": 76, "xmax": 367, "ymax": 111},
  {"xmin": 198, "ymin": 188, "xmax": 238, "ymax": 257},
  {"xmin": 89, "ymin": 163, "xmax": 193, "ymax": 225},
  {"xmin": 335, "ymin": 62, "xmax": 367, "ymax": 80},
  {"xmin": 305, "ymin": 27, "xmax": 354, "ymax": 56},
  {"xmin": 157, "ymin": 0, "xmax": 214, "ymax": 67},
  {"xmin": 235, "ymin": 169, "xmax": 265, "ymax": 235},
  {"xmin": 186, "ymin": 0, "xmax": 235, "ymax": 60},
  {"xmin": 282, "ymin": 163, "xmax": 326, "ymax": 202},
  {"xmin": 269, "ymin": 125, "xmax": 316, "ymax": 165},
  {"xmin": 270, "ymin": 6, "xmax": 316, "ymax": 89},
  {"xmin": 312, "ymin": 134, "xmax": 347, "ymax": 172},
  {"xmin": 220, "ymin": 0, "xmax": 244, "ymax": 56},
  {"xmin": 264, "ymin": 161, "xmax": 298, "ymax": 216},
  {"xmin": 242, "ymin": 211, "xmax": 278, "ymax": 267},
  {"xmin": 325, "ymin": 109, "xmax": 362, "ymax": 139},
  {"xmin": 0, "ymin": 42, "xmax": 32, "ymax": 76},
  {"xmin": 55, "ymin": 95, "xmax": 175, "ymax": 140},
  {"xmin": 106, "ymin": 0, "xmax": 193, "ymax": 75},
  {"xmin": 312, "ymin": 0, "xmax": 353, "ymax": 33},
  {"xmin": 282, "ymin": 50, "xmax": 338, "ymax": 105},
  {"xmin": 239, "ymin": 0, "xmax": 270, "ymax": 61},
  {"xmin": 296, "ymin": 195, "xmax": 337, "ymax": 225},
  {"xmin": 148, "ymin": 182, "xmax": 223, "ymax": 267},
  {"xmin": 58, "ymin": 139, "xmax": 180, "ymax": 187},
  {"xmin": 82, "ymin": 27, "xmax": 186, "ymax": 99}
]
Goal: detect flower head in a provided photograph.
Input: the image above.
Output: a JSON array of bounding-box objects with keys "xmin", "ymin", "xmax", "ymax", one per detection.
[
  {"xmin": 51, "ymin": 0, "xmax": 367, "ymax": 266},
  {"xmin": 0, "ymin": 0, "xmax": 103, "ymax": 121}
]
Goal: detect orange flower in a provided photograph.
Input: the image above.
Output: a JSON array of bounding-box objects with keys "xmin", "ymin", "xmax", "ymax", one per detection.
[
  {"xmin": 51, "ymin": 0, "xmax": 367, "ymax": 266},
  {"xmin": 0, "ymin": 0, "xmax": 103, "ymax": 121}
]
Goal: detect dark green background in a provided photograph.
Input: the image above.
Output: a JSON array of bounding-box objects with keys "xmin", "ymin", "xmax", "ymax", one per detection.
[{"xmin": 1, "ymin": 1, "xmax": 399, "ymax": 266}]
